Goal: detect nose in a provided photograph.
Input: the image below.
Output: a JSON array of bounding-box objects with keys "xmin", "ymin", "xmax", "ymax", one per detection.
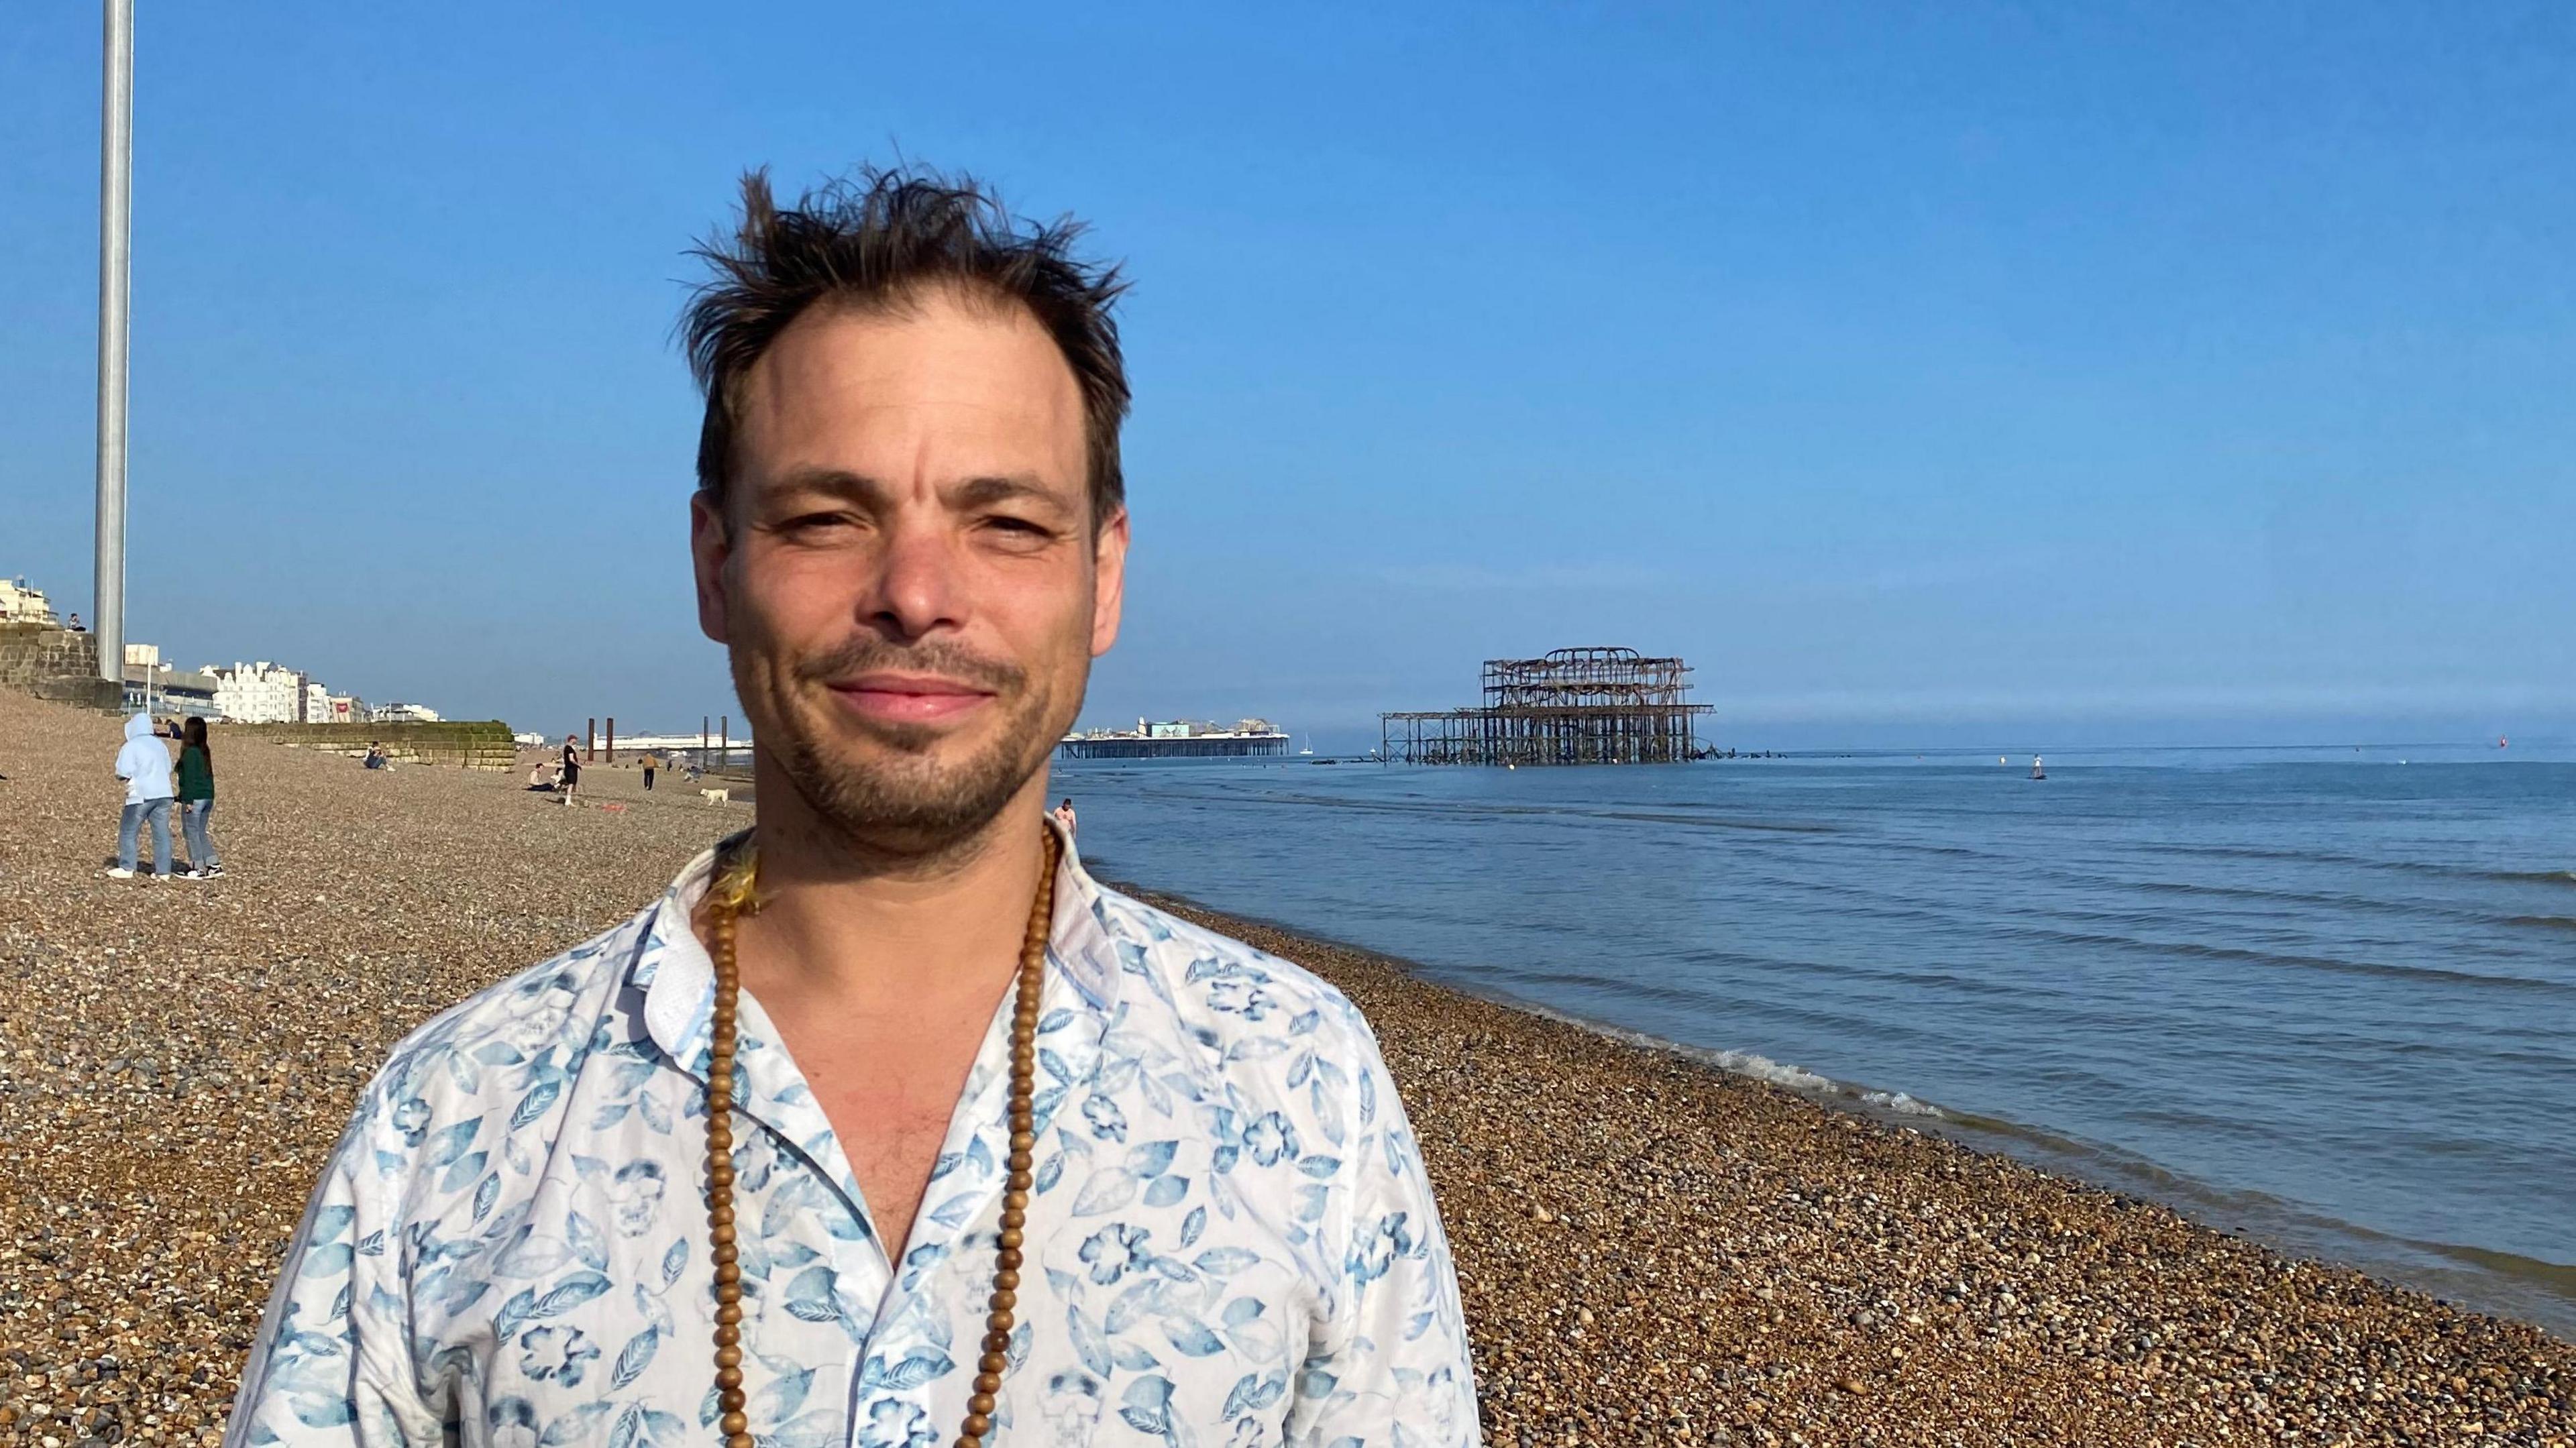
[{"xmin": 863, "ymin": 514, "xmax": 967, "ymax": 642}]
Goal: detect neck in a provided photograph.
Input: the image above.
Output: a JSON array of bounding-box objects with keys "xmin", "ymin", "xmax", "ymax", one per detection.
[{"xmin": 724, "ymin": 754, "xmax": 1057, "ymax": 1008}]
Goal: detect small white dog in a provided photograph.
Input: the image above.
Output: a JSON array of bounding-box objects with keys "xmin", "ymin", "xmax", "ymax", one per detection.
[{"xmin": 700, "ymin": 787, "xmax": 730, "ymax": 805}]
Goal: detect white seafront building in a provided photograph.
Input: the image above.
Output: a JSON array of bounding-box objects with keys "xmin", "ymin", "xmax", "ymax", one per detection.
[
  {"xmin": 3, "ymin": 577, "xmax": 60, "ymax": 625},
  {"xmin": 205, "ymin": 661, "xmax": 315, "ymax": 724}
]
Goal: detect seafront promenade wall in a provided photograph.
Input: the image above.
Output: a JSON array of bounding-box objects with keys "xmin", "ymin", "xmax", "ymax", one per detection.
[
  {"xmin": 0, "ymin": 621, "xmax": 118, "ymax": 710},
  {"xmin": 234, "ymin": 720, "xmax": 517, "ymax": 771}
]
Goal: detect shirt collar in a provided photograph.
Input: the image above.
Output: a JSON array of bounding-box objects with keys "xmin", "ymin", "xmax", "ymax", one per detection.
[{"xmin": 627, "ymin": 818, "xmax": 1121, "ymax": 1071}]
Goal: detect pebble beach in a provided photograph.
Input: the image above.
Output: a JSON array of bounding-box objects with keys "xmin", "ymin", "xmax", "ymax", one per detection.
[{"xmin": 0, "ymin": 690, "xmax": 2567, "ymax": 1447}]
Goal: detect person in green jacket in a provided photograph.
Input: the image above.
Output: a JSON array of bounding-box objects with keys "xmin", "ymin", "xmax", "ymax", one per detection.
[{"xmin": 176, "ymin": 716, "xmax": 223, "ymax": 879}]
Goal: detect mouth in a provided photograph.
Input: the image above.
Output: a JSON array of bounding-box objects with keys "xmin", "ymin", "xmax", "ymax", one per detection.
[{"xmin": 824, "ymin": 671, "xmax": 1000, "ymax": 728}]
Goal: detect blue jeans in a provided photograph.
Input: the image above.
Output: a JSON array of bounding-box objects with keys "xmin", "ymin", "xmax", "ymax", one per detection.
[
  {"xmin": 119, "ymin": 798, "xmax": 173, "ymax": 875},
  {"xmin": 182, "ymin": 799, "xmax": 219, "ymax": 871}
]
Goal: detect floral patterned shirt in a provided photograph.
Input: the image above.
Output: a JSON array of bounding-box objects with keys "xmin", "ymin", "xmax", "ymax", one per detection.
[{"xmin": 225, "ymin": 830, "xmax": 1478, "ymax": 1448}]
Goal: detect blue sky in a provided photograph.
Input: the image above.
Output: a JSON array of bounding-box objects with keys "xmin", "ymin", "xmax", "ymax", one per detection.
[{"xmin": 4, "ymin": 3, "xmax": 2571, "ymax": 748}]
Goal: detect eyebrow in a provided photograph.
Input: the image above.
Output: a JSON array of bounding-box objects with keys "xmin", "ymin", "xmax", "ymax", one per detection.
[{"xmin": 765, "ymin": 467, "xmax": 1071, "ymax": 514}]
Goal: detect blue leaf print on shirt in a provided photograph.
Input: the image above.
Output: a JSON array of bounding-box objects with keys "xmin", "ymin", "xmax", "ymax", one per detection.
[
  {"xmin": 513, "ymin": 1080, "xmax": 562, "ymax": 1129},
  {"xmin": 608, "ymin": 1328, "xmax": 657, "ymax": 1390},
  {"xmin": 566, "ymin": 1213, "xmax": 608, "ymax": 1272},
  {"xmin": 856, "ymin": 1349, "xmax": 951, "ymax": 1391},
  {"xmin": 748, "ymin": 1366, "xmax": 814, "ymax": 1425},
  {"xmin": 531, "ymin": 1272, "xmax": 612, "ymax": 1320},
  {"xmin": 1071, "ymin": 1165, "xmax": 1139, "ymax": 1216},
  {"xmin": 782, "ymin": 1265, "xmax": 842, "ymax": 1323},
  {"xmin": 438, "ymin": 1151, "xmax": 489, "ymax": 1195},
  {"xmin": 424, "ymin": 1118, "xmax": 480, "ymax": 1167},
  {"xmin": 1120, "ymin": 1376, "xmax": 1174, "ymax": 1435},
  {"xmin": 535, "ymin": 1401, "xmax": 612, "ymax": 1447},
  {"xmin": 1068, "ymin": 1303, "xmax": 1113, "ymax": 1378}
]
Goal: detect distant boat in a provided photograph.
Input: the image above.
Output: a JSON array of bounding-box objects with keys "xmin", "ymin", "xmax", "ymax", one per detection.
[
  {"xmin": 2030, "ymin": 756, "xmax": 2047, "ymax": 781},
  {"xmin": 2500, "ymin": 735, "xmax": 2510, "ymax": 749},
  {"xmin": 1299, "ymin": 734, "xmax": 1313, "ymax": 757}
]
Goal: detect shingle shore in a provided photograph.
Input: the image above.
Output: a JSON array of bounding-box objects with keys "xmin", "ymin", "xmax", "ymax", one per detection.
[{"xmin": 0, "ymin": 690, "xmax": 2566, "ymax": 1447}]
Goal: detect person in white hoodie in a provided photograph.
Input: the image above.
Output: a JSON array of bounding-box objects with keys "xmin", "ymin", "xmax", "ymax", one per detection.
[{"xmin": 111, "ymin": 711, "xmax": 177, "ymax": 879}]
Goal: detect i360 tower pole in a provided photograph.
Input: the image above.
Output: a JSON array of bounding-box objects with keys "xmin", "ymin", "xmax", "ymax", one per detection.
[{"xmin": 94, "ymin": 0, "xmax": 134, "ymax": 686}]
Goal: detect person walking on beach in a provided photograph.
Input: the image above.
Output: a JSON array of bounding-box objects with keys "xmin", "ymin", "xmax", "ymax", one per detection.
[
  {"xmin": 557, "ymin": 732, "xmax": 581, "ymax": 805},
  {"xmin": 1051, "ymin": 795, "xmax": 1077, "ymax": 836},
  {"xmin": 641, "ymin": 749, "xmax": 659, "ymax": 791},
  {"xmin": 175, "ymin": 715, "xmax": 223, "ymax": 879},
  {"xmin": 230, "ymin": 165, "xmax": 1475, "ymax": 1448},
  {"xmin": 108, "ymin": 711, "xmax": 175, "ymax": 879}
]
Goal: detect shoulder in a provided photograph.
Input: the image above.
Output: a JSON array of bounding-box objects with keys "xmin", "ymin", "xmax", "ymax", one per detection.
[
  {"xmin": 343, "ymin": 908, "xmax": 651, "ymax": 1192},
  {"xmin": 1088, "ymin": 885, "xmax": 1387, "ymax": 1100}
]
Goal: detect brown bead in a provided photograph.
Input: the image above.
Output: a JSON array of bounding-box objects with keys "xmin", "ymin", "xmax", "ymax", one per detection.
[
  {"xmin": 996, "ymin": 1247, "xmax": 1022, "ymax": 1271},
  {"xmin": 1010, "ymin": 1129, "xmax": 1034, "ymax": 1150},
  {"xmin": 708, "ymin": 1165, "xmax": 735, "ymax": 1188},
  {"xmin": 715, "ymin": 1346, "xmax": 741, "ymax": 1369},
  {"xmin": 979, "ymin": 1352, "xmax": 1008, "ymax": 1374},
  {"xmin": 720, "ymin": 1389, "xmax": 745, "ymax": 1413},
  {"xmin": 716, "ymin": 1302, "xmax": 743, "ymax": 1327},
  {"xmin": 983, "ymin": 1331, "xmax": 1012, "ymax": 1353},
  {"xmin": 967, "ymin": 1394, "xmax": 996, "ymax": 1417},
  {"xmin": 998, "ymin": 1227, "xmax": 1022, "ymax": 1249},
  {"xmin": 710, "ymin": 1204, "xmax": 733, "ymax": 1227},
  {"xmin": 715, "ymin": 1368, "xmax": 743, "ymax": 1390},
  {"xmin": 1002, "ymin": 1190, "xmax": 1028, "ymax": 1213},
  {"xmin": 714, "ymin": 1264, "xmax": 739, "ymax": 1286},
  {"xmin": 729, "ymin": 1436, "xmax": 754, "ymax": 1448},
  {"xmin": 986, "ymin": 1310, "xmax": 1014, "ymax": 1333},
  {"xmin": 710, "ymin": 1222, "xmax": 735, "ymax": 1247},
  {"xmin": 719, "ymin": 1413, "xmax": 747, "ymax": 1437},
  {"xmin": 713, "ymin": 1324, "xmax": 739, "ymax": 1348},
  {"xmin": 973, "ymin": 1372, "xmax": 1004, "ymax": 1396},
  {"xmin": 991, "ymin": 1288, "xmax": 1016, "ymax": 1312},
  {"xmin": 994, "ymin": 1268, "xmax": 1019, "ymax": 1292},
  {"xmin": 961, "ymin": 1414, "xmax": 991, "ymax": 1438}
]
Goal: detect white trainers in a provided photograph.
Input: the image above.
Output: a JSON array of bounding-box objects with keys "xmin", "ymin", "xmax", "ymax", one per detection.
[{"xmin": 105, "ymin": 867, "xmax": 136, "ymax": 879}]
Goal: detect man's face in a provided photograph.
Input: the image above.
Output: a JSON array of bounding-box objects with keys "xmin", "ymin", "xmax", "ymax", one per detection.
[{"xmin": 692, "ymin": 288, "xmax": 1127, "ymax": 856}]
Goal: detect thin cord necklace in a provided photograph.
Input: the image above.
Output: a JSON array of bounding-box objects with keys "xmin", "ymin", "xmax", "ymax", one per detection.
[{"xmin": 700, "ymin": 826, "xmax": 1060, "ymax": 1448}]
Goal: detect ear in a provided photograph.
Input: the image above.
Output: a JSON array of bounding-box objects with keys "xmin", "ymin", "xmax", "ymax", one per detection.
[
  {"xmin": 690, "ymin": 490, "xmax": 732, "ymax": 645},
  {"xmin": 1089, "ymin": 506, "xmax": 1130, "ymax": 658}
]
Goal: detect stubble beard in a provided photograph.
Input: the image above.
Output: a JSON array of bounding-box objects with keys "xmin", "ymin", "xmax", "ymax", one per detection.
[{"xmin": 738, "ymin": 634, "xmax": 1075, "ymax": 860}]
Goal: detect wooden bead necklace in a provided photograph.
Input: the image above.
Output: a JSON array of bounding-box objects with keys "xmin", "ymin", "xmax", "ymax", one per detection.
[{"xmin": 700, "ymin": 827, "xmax": 1061, "ymax": 1448}]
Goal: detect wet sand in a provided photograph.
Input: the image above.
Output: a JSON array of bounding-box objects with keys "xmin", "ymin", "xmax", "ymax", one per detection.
[{"xmin": 0, "ymin": 691, "xmax": 2565, "ymax": 1446}]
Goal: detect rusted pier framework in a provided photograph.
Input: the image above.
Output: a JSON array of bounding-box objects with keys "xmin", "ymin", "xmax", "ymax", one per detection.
[{"xmin": 1380, "ymin": 647, "xmax": 1714, "ymax": 765}]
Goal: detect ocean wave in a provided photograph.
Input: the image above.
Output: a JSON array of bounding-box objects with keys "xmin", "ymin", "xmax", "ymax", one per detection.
[
  {"xmin": 2497, "ymin": 870, "xmax": 2576, "ymax": 888},
  {"xmin": 1491, "ymin": 999, "xmax": 1951, "ymax": 1122},
  {"xmin": 2506, "ymin": 915, "xmax": 2576, "ymax": 932}
]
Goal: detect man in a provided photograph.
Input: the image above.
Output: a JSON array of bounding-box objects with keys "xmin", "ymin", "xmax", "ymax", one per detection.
[
  {"xmin": 1052, "ymin": 796, "xmax": 1077, "ymax": 836},
  {"xmin": 559, "ymin": 733, "xmax": 582, "ymax": 804},
  {"xmin": 228, "ymin": 166, "xmax": 1477, "ymax": 1448},
  {"xmin": 642, "ymin": 750, "xmax": 660, "ymax": 791},
  {"xmin": 109, "ymin": 710, "xmax": 175, "ymax": 879}
]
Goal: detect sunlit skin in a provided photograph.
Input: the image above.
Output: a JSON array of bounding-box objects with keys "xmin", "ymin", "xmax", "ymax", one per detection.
[{"xmin": 688, "ymin": 286, "xmax": 1127, "ymax": 1255}]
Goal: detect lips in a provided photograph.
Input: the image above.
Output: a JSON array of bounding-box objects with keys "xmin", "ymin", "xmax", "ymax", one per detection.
[{"xmin": 825, "ymin": 672, "xmax": 998, "ymax": 727}]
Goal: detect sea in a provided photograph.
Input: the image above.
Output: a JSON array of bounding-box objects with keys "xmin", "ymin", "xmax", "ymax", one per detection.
[{"xmin": 1057, "ymin": 742, "xmax": 2576, "ymax": 1338}]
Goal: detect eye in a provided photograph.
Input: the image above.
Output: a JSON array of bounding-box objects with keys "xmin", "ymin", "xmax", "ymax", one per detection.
[
  {"xmin": 983, "ymin": 515, "xmax": 1057, "ymax": 542},
  {"xmin": 777, "ymin": 510, "xmax": 857, "ymax": 537}
]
